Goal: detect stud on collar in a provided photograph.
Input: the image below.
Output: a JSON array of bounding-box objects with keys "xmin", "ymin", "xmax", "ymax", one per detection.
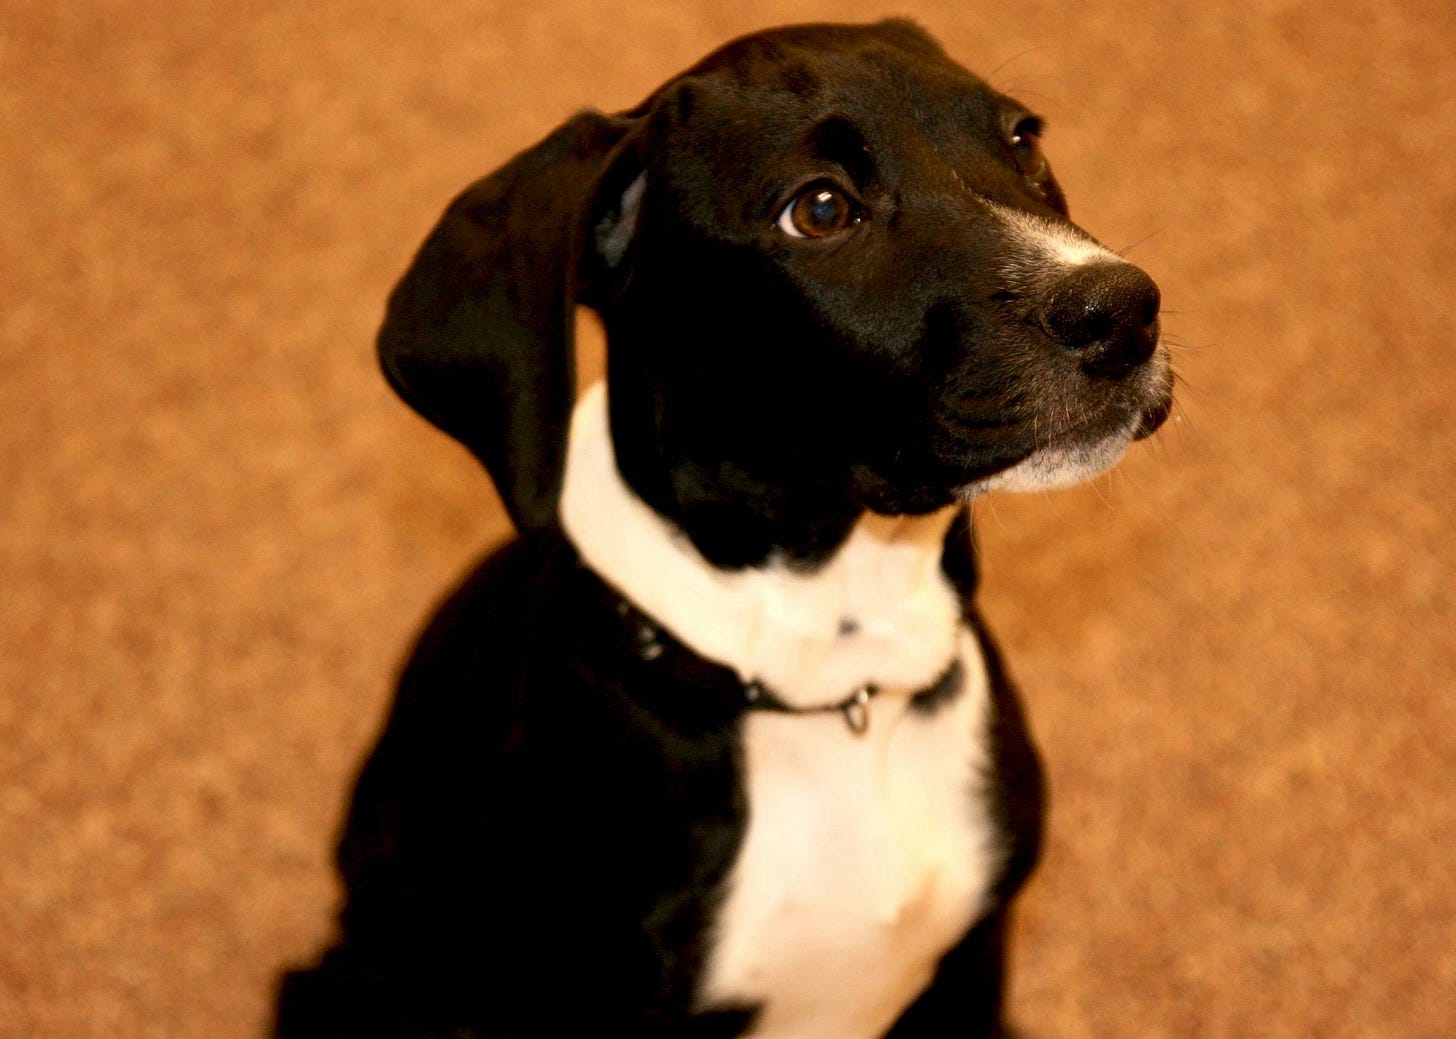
[{"xmin": 744, "ymin": 678, "xmax": 880, "ymax": 735}]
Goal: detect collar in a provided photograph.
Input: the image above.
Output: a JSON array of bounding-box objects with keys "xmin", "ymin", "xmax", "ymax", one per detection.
[{"xmin": 603, "ymin": 580, "xmax": 966, "ymax": 736}]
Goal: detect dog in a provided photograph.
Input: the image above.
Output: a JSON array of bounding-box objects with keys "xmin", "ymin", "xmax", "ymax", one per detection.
[{"xmin": 276, "ymin": 20, "xmax": 1172, "ymax": 1039}]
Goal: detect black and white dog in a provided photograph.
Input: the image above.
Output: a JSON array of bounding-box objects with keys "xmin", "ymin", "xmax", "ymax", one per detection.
[{"xmin": 277, "ymin": 20, "xmax": 1171, "ymax": 1039}]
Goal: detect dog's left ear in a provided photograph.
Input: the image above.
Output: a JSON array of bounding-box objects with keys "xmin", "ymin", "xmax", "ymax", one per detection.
[{"xmin": 378, "ymin": 111, "xmax": 637, "ymax": 533}]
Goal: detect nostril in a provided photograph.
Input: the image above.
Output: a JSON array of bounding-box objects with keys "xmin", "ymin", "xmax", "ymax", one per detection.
[
  {"xmin": 1141, "ymin": 292, "xmax": 1161, "ymax": 330},
  {"xmin": 1081, "ymin": 308, "xmax": 1116, "ymax": 344}
]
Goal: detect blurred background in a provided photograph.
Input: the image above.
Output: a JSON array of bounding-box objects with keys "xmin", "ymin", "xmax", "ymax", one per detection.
[{"xmin": 3, "ymin": 1, "xmax": 1452, "ymax": 1035}]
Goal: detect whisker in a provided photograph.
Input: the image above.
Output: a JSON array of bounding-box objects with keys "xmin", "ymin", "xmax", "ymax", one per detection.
[
  {"xmin": 1115, "ymin": 228, "xmax": 1165, "ymax": 258},
  {"xmin": 989, "ymin": 49, "xmax": 1061, "ymax": 90},
  {"xmin": 978, "ymin": 493, "xmax": 1007, "ymax": 532}
]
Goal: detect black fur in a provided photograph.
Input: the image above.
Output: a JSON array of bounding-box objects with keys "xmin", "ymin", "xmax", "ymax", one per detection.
[
  {"xmin": 277, "ymin": 529, "xmax": 1040, "ymax": 1037},
  {"xmin": 278, "ymin": 19, "xmax": 1168, "ymax": 1037}
]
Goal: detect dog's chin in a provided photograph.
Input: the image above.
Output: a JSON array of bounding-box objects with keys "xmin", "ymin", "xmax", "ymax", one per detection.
[{"xmin": 963, "ymin": 431, "xmax": 1132, "ymax": 495}]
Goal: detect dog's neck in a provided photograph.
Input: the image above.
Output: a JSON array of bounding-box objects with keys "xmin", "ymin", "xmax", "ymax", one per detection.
[{"xmin": 560, "ymin": 382, "xmax": 968, "ymax": 707}]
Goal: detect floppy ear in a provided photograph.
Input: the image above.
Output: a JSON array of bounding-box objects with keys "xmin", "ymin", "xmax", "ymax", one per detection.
[{"xmin": 378, "ymin": 110, "xmax": 635, "ymax": 533}]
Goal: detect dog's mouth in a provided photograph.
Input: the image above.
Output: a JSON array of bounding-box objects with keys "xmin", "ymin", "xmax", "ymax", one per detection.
[
  {"xmin": 1131, "ymin": 389, "xmax": 1174, "ymax": 441},
  {"xmin": 953, "ymin": 359, "xmax": 1174, "ymax": 496}
]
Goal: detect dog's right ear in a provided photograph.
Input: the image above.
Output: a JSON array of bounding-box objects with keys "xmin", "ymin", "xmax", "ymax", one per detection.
[{"xmin": 378, "ymin": 111, "xmax": 635, "ymax": 533}]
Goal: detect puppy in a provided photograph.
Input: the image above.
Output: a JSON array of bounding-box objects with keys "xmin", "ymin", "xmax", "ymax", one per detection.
[{"xmin": 277, "ymin": 20, "xmax": 1172, "ymax": 1039}]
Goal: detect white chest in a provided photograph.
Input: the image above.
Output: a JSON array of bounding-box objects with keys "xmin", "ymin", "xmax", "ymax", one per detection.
[{"xmin": 698, "ymin": 629, "xmax": 1002, "ymax": 1039}]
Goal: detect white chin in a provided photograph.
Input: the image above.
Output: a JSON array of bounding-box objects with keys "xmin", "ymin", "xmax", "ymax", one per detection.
[{"xmin": 961, "ymin": 430, "xmax": 1133, "ymax": 496}]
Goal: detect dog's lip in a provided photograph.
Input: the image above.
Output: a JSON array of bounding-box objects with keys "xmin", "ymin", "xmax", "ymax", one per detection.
[
  {"xmin": 954, "ymin": 384, "xmax": 1173, "ymax": 483},
  {"xmin": 955, "ymin": 393, "xmax": 1157, "ymax": 456},
  {"xmin": 1132, "ymin": 390, "xmax": 1174, "ymax": 441}
]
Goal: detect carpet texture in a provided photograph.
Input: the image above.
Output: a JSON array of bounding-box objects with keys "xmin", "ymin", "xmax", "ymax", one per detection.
[{"xmin": 3, "ymin": 1, "xmax": 1452, "ymax": 1036}]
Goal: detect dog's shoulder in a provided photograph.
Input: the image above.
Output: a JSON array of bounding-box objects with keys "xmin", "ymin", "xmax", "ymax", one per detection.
[
  {"xmin": 332, "ymin": 532, "xmax": 751, "ymax": 1021},
  {"xmin": 396, "ymin": 535, "xmax": 564, "ymax": 686}
]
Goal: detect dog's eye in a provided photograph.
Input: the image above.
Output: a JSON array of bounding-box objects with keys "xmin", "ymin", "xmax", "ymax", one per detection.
[
  {"xmin": 1009, "ymin": 117, "xmax": 1049, "ymax": 180},
  {"xmin": 778, "ymin": 186, "xmax": 861, "ymax": 239}
]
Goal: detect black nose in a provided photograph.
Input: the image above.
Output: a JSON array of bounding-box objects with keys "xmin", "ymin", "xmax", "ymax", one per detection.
[{"xmin": 1041, "ymin": 262, "xmax": 1161, "ymax": 377}]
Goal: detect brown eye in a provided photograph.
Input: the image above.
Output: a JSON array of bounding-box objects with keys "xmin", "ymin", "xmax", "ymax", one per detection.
[
  {"xmin": 1010, "ymin": 117, "xmax": 1048, "ymax": 180},
  {"xmin": 778, "ymin": 186, "xmax": 861, "ymax": 239}
]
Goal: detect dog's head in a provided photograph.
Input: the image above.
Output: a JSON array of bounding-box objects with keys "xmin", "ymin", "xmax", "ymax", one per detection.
[{"xmin": 380, "ymin": 20, "xmax": 1173, "ymax": 567}]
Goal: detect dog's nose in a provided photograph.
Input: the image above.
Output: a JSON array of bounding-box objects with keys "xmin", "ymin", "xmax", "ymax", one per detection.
[{"xmin": 1041, "ymin": 263, "xmax": 1161, "ymax": 377}]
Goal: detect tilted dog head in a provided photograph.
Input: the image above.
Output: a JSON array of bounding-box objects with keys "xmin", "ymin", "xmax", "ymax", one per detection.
[{"xmin": 380, "ymin": 20, "xmax": 1173, "ymax": 568}]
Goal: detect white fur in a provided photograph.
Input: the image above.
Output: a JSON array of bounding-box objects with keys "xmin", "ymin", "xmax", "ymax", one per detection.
[
  {"xmin": 990, "ymin": 200, "xmax": 1116, "ymax": 268},
  {"xmin": 559, "ymin": 383, "xmax": 1001, "ymax": 1037}
]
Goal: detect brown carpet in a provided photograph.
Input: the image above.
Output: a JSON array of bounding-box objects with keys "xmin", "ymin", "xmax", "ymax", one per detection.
[{"xmin": 4, "ymin": 1, "xmax": 1453, "ymax": 1035}]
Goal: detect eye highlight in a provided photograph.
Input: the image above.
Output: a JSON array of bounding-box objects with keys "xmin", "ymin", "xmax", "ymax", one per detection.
[
  {"xmin": 1009, "ymin": 116, "xmax": 1049, "ymax": 181},
  {"xmin": 777, "ymin": 185, "xmax": 863, "ymax": 239}
]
